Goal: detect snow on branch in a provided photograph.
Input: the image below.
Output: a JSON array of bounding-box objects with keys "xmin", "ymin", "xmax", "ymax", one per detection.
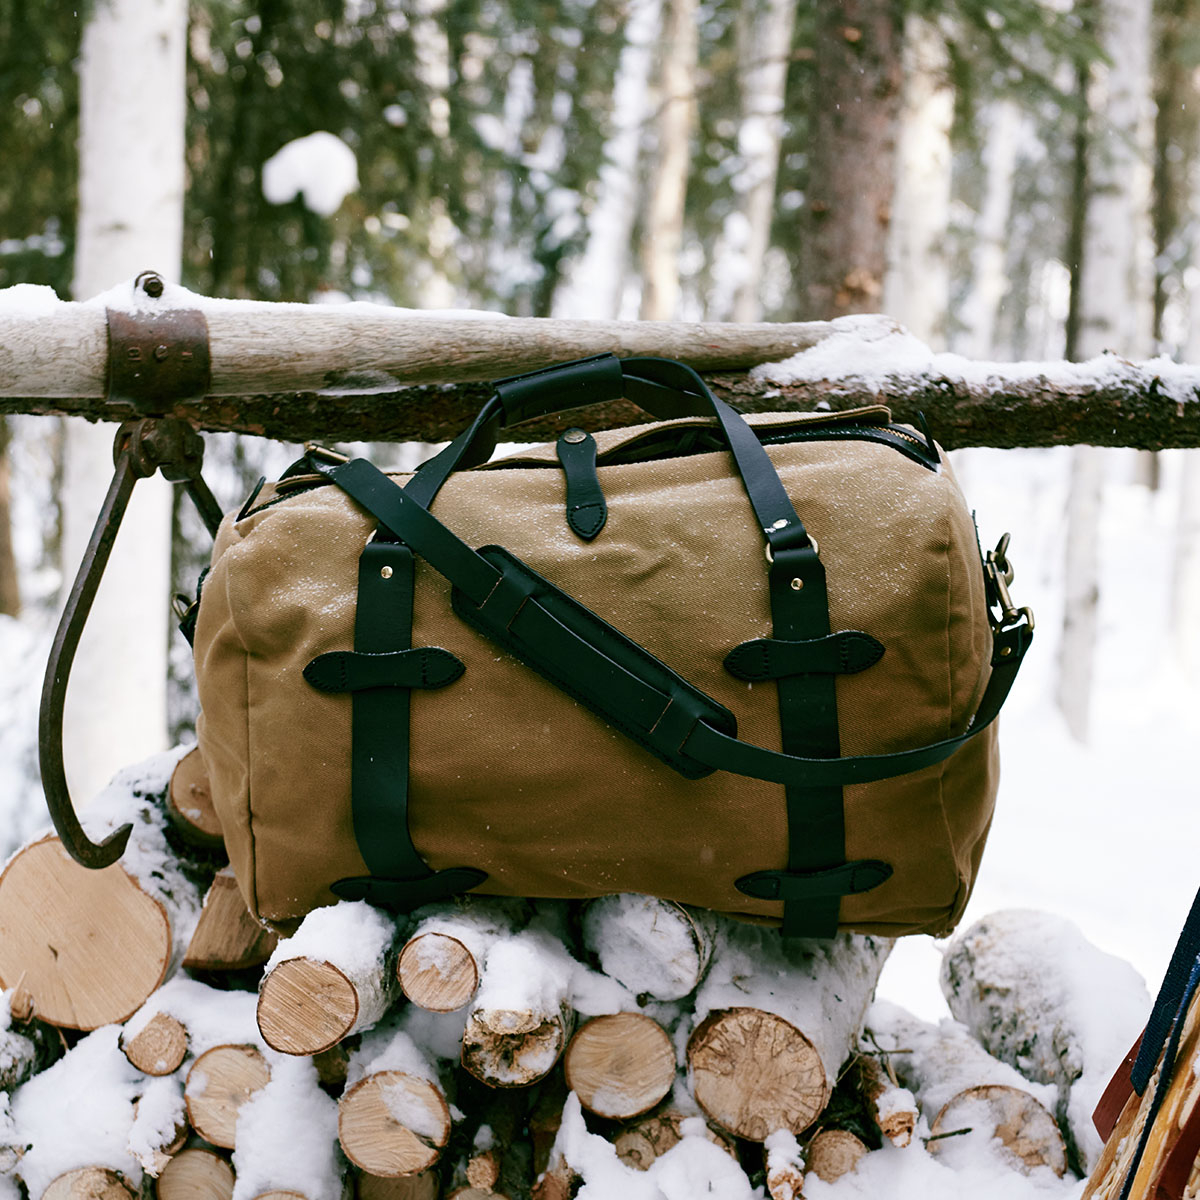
[{"xmin": 0, "ymin": 282, "xmax": 1197, "ymax": 448}]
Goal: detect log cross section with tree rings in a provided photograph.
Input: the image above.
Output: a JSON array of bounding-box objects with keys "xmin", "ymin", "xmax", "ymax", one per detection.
[
  {"xmin": 0, "ymin": 836, "xmax": 173, "ymax": 1030},
  {"xmin": 184, "ymin": 1044, "xmax": 271, "ymax": 1149},
  {"xmin": 338, "ymin": 1071, "xmax": 452, "ymax": 1177},
  {"xmin": 929, "ymin": 1083, "xmax": 1068, "ymax": 1176},
  {"xmin": 256, "ymin": 958, "xmax": 363, "ymax": 1056},
  {"xmin": 613, "ymin": 1111, "xmax": 738, "ymax": 1172},
  {"xmin": 563, "ymin": 1013, "xmax": 676, "ymax": 1120},
  {"xmin": 41, "ymin": 1167, "xmax": 135, "ymax": 1200},
  {"xmin": 119, "ymin": 1010, "xmax": 188, "ymax": 1076},
  {"xmin": 154, "ymin": 1147, "xmax": 235, "ymax": 1200},
  {"xmin": 687, "ymin": 1007, "xmax": 830, "ymax": 1140},
  {"xmin": 396, "ymin": 934, "xmax": 478, "ymax": 1013}
]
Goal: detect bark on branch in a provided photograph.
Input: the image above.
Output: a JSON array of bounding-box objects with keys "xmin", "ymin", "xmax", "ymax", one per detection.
[{"xmin": 2, "ymin": 284, "xmax": 1199, "ymax": 448}]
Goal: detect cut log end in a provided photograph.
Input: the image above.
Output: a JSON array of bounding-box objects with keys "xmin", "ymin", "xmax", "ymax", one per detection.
[
  {"xmin": 806, "ymin": 1129, "xmax": 868, "ymax": 1183},
  {"xmin": 184, "ymin": 1044, "xmax": 271, "ymax": 1150},
  {"xmin": 564, "ymin": 1013, "xmax": 675, "ymax": 1120},
  {"xmin": 930, "ymin": 1084, "xmax": 1068, "ymax": 1177},
  {"xmin": 581, "ymin": 895, "xmax": 714, "ymax": 1002},
  {"xmin": 0, "ymin": 837, "xmax": 171, "ymax": 1030},
  {"xmin": 154, "ymin": 1148, "xmax": 235, "ymax": 1200},
  {"xmin": 257, "ymin": 957, "xmax": 360, "ymax": 1055},
  {"xmin": 41, "ymin": 1167, "xmax": 136, "ymax": 1200},
  {"xmin": 462, "ymin": 1008, "xmax": 569, "ymax": 1089},
  {"xmin": 184, "ymin": 868, "xmax": 277, "ymax": 973},
  {"xmin": 168, "ymin": 748, "xmax": 225, "ymax": 850},
  {"xmin": 121, "ymin": 1010, "xmax": 189, "ymax": 1076},
  {"xmin": 613, "ymin": 1111, "xmax": 737, "ymax": 1172},
  {"xmin": 354, "ymin": 1171, "xmax": 441, "ymax": 1200},
  {"xmin": 396, "ymin": 934, "xmax": 478, "ymax": 1013},
  {"xmin": 687, "ymin": 1007, "xmax": 829, "ymax": 1141},
  {"xmin": 338, "ymin": 1071, "xmax": 451, "ymax": 1178}
]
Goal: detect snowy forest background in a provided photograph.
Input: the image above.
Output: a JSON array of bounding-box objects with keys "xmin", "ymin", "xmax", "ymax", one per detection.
[{"xmin": 2, "ymin": 0, "xmax": 1200, "ymax": 1021}]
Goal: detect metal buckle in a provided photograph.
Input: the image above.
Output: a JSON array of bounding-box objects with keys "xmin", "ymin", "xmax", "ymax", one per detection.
[
  {"xmin": 985, "ymin": 532, "xmax": 1035, "ymax": 633},
  {"xmin": 765, "ymin": 534, "xmax": 818, "ymax": 564},
  {"xmin": 304, "ymin": 442, "xmax": 350, "ymax": 464}
]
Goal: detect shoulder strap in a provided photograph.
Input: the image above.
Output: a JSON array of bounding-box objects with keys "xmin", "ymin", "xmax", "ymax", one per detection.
[{"xmin": 316, "ymin": 458, "xmax": 1030, "ymax": 793}]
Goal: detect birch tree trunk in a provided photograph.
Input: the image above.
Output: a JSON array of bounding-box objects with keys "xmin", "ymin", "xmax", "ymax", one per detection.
[
  {"xmin": 797, "ymin": 0, "xmax": 902, "ymax": 320},
  {"xmin": 882, "ymin": 12, "xmax": 953, "ymax": 350},
  {"xmin": 639, "ymin": 0, "xmax": 698, "ymax": 321},
  {"xmin": 552, "ymin": 0, "xmax": 661, "ymax": 321},
  {"xmin": 1171, "ymin": 449, "xmax": 1200, "ymax": 679},
  {"xmin": 0, "ymin": 419, "xmax": 19, "ymax": 616},
  {"xmin": 955, "ymin": 100, "xmax": 1023, "ymax": 360},
  {"xmin": 1060, "ymin": 0, "xmax": 1155, "ymax": 742},
  {"xmin": 709, "ymin": 0, "xmax": 798, "ymax": 323},
  {"xmin": 411, "ymin": 0, "xmax": 456, "ymax": 309},
  {"xmin": 1169, "ymin": 41, "xmax": 1200, "ymax": 681},
  {"xmin": 64, "ymin": 0, "xmax": 187, "ymax": 802}
]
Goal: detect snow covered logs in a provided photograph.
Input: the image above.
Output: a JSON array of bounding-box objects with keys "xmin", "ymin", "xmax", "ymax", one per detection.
[
  {"xmin": 940, "ymin": 908, "xmax": 1151, "ymax": 1172},
  {"xmin": 686, "ymin": 923, "xmax": 892, "ymax": 1141},
  {"xmin": 0, "ymin": 740, "xmax": 911, "ymax": 1196},
  {"xmin": 257, "ymin": 902, "xmax": 402, "ymax": 1056},
  {"xmin": 866, "ymin": 999, "xmax": 1068, "ymax": 1176},
  {"xmin": 0, "ymin": 751, "xmax": 207, "ymax": 1032}
]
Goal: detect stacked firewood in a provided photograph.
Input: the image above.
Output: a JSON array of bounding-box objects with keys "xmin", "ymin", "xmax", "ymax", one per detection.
[{"xmin": 0, "ymin": 748, "xmax": 1153, "ymax": 1199}]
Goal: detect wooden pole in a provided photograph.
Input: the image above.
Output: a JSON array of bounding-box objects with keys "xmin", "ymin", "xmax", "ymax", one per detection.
[
  {"xmin": 0, "ymin": 286, "xmax": 865, "ymax": 398},
  {"xmin": 2, "ymin": 284, "xmax": 1199, "ymax": 447}
]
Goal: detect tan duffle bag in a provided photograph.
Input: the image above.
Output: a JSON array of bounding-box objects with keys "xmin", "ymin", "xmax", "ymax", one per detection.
[{"xmin": 187, "ymin": 354, "xmax": 1032, "ymax": 937}]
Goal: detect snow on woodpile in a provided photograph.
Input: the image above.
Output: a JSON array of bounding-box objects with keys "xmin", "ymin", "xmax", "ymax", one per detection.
[{"xmin": 0, "ymin": 750, "xmax": 1169, "ymax": 1199}]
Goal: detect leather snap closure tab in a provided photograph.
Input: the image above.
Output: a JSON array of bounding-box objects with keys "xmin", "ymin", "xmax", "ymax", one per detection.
[{"xmin": 563, "ymin": 428, "xmax": 588, "ymax": 445}]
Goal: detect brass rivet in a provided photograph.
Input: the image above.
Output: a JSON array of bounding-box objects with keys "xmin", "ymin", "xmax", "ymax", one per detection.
[
  {"xmin": 563, "ymin": 428, "xmax": 588, "ymax": 444},
  {"xmin": 999, "ymin": 645, "xmax": 1011, "ymax": 657},
  {"xmin": 381, "ymin": 565, "xmax": 394, "ymax": 579},
  {"xmin": 790, "ymin": 578, "xmax": 804, "ymax": 591}
]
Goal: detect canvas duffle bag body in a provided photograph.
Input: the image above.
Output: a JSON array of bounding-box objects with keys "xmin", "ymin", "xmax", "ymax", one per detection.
[{"xmin": 191, "ymin": 353, "xmax": 1033, "ymax": 938}]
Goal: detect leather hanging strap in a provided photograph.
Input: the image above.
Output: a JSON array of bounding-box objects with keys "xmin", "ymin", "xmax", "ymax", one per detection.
[{"xmin": 323, "ymin": 533, "xmax": 486, "ymax": 911}]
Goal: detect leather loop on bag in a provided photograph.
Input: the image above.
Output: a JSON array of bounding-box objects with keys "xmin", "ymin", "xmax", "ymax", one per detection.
[
  {"xmin": 725, "ymin": 632, "xmax": 886, "ymax": 680},
  {"xmin": 303, "ymin": 647, "xmax": 465, "ymax": 693}
]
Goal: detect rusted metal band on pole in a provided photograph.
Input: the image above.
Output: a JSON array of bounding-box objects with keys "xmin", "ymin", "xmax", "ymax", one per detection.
[{"xmin": 105, "ymin": 273, "xmax": 211, "ymax": 416}]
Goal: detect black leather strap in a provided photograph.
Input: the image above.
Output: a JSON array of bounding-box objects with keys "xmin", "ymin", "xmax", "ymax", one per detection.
[
  {"xmin": 769, "ymin": 543, "xmax": 845, "ymax": 937},
  {"xmin": 304, "ymin": 646, "xmax": 464, "ymax": 693},
  {"xmin": 725, "ymin": 632, "xmax": 885, "ymax": 680},
  {"xmin": 409, "ymin": 354, "xmax": 816, "ymax": 562},
  {"xmin": 556, "ymin": 429, "xmax": 607, "ymax": 541},
  {"xmin": 326, "ymin": 533, "xmax": 485, "ymax": 910},
  {"xmin": 736, "ymin": 860, "xmax": 893, "ymax": 902},
  {"xmin": 316, "ymin": 458, "xmax": 1031, "ymax": 792},
  {"xmin": 348, "ymin": 538, "xmax": 427, "ymax": 881}
]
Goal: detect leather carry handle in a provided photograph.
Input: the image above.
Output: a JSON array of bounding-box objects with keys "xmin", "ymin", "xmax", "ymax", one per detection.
[
  {"xmin": 314, "ymin": 457, "xmax": 1032, "ymax": 791},
  {"xmin": 405, "ymin": 354, "xmax": 818, "ymax": 561}
]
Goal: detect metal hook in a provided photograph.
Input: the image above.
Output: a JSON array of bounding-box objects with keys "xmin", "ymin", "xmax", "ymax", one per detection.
[
  {"xmin": 39, "ymin": 419, "xmax": 222, "ymax": 868},
  {"xmin": 38, "ymin": 445, "xmax": 140, "ymax": 867}
]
